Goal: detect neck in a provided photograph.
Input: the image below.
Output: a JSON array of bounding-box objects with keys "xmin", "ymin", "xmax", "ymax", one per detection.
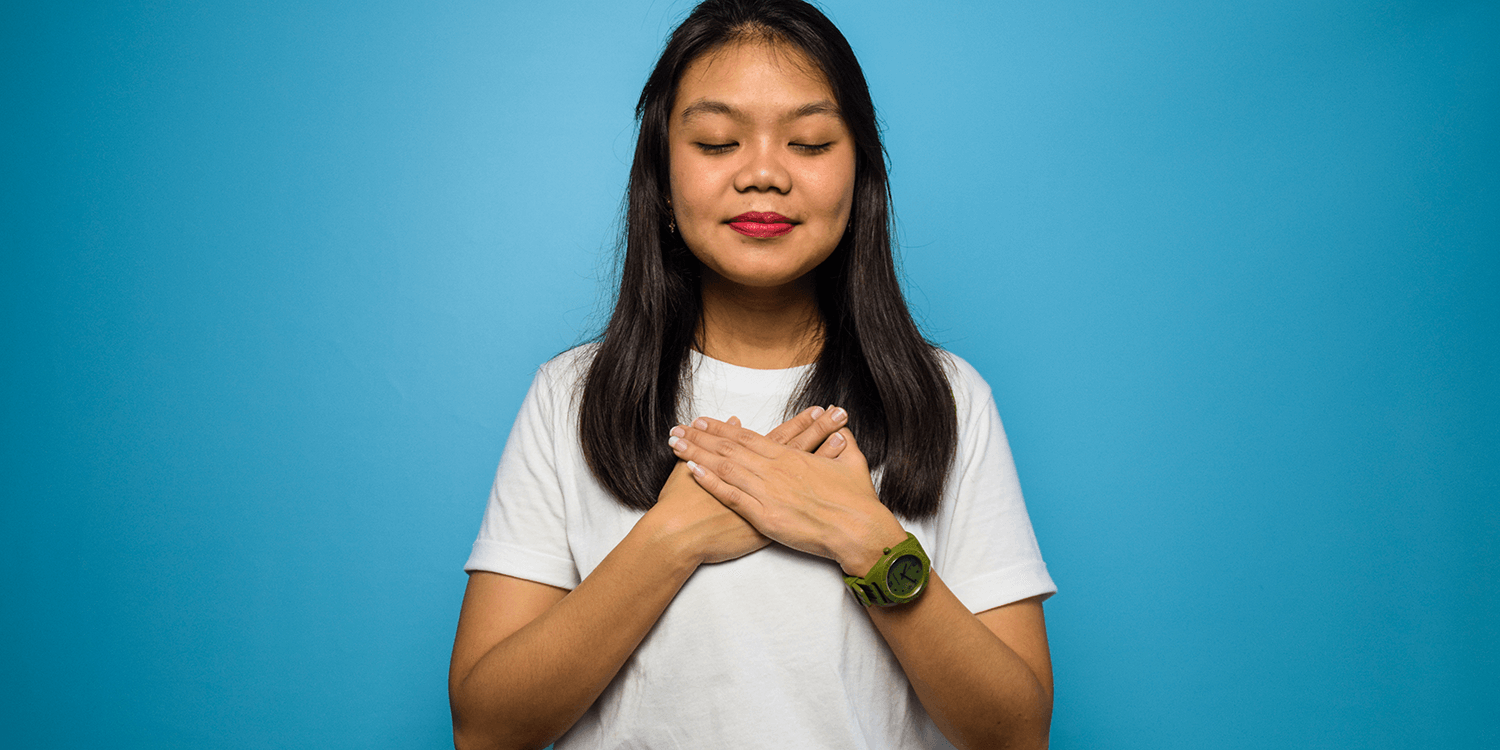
[{"xmin": 697, "ymin": 269, "xmax": 823, "ymax": 370}]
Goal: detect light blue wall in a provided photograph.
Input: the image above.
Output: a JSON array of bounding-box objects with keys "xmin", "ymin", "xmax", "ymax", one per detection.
[{"xmin": 3, "ymin": 1, "xmax": 1494, "ymax": 747}]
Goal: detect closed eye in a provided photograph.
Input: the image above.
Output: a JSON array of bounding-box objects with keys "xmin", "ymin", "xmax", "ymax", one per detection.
[
  {"xmin": 696, "ymin": 142, "xmax": 736, "ymax": 154},
  {"xmin": 792, "ymin": 142, "xmax": 835, "ymax": 154}
]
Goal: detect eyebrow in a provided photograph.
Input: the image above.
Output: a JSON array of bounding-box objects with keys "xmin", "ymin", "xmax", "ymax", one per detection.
[{"xmin": 679, "ymin": 99, "xmax": 842, "ymax": 124}]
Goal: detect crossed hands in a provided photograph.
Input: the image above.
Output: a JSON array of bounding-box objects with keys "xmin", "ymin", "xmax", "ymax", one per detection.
[{"xmin": 652, "ymin": 405, "xmax": 906, "ymax": 576}]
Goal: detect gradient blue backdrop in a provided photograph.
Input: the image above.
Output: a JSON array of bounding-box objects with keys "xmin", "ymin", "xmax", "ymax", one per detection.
[{"xmin": 3, "ymin": 1, "xmax": 1495, "ymax": 747}]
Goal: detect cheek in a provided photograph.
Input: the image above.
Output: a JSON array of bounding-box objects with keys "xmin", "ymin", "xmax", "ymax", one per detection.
[
  {"xmin": 807, "ymin": 163, "xmax": 856, "ymax": 227},
  {"xmin": 668, "ymin": 157, "xmax": 721, "ymax": 219}
]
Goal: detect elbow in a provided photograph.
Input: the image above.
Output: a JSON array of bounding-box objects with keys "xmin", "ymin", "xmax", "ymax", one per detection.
[
  {"xmin": 451, "ymin": 727, "xmax": 520, "ymax": 750},
  {"xmin": 452, "ymin": 716, "xmax": 557, "ymax": 750},
  {"xmin": 979, "ymin": 674, "xmax": 1052, "ymax": 750},
  {"xmin": 451, "ymin": 728, "xmax": 486, "ymax": 750},
  {"xmin": 451, "ymin": 679, "xmax": 564, "ymax": 750},
  {"xmin": 959, "ymin": 725, "xmax": 1049, "ymax": 750},
  {"xmin": 451, "ymin": 719, "xmax": 504, "ymax": 750},
  {"xmin": 1012, "ymin": 722, "xmax": 1051, "ymax": 750},
  {"xmin": 955, "ymin": 704, "xmax": 1050, "ymax": 750},
  {"xmin": 997, "ymin": 703, "xmax": 1051, "ymax": 750},
  {"xmin": 449, "ymin": 681, "xmax": 534, "ymax": 750},
  {"xmin": 1002, "ymin": 718, "xmax": 1053, "ymax": 750}
]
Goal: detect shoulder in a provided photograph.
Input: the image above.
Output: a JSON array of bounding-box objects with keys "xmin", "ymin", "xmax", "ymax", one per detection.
[
  {"xmin": 535, "ymin": 342, "xmax": 599, "ymax": 388},
  {"xmin": 933, "ymin": 349, "xmax": 996, "ymax": 417},
  {"xmin": 517, "ymin": 343, "xmax": 600, "ymax": 422},
  {"xmin": 534, "ymin": 343, "xmax": 603, "ymax": 396}
]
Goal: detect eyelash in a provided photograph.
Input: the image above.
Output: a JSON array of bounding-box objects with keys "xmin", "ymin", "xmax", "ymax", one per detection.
[{"xmin": 693, "ymin": 142, "xmax": 835, "ymax": 155}]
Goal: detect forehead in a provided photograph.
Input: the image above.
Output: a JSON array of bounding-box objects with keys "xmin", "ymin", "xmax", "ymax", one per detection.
[{"xmin": 673, "ymin": 41, "xmax": 838, "ymax": 120}]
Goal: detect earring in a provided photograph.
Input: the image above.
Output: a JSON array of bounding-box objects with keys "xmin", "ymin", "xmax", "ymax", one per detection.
[{"xmin": 666, "ymin": 197, "xmax": 676, "ymax": 234}]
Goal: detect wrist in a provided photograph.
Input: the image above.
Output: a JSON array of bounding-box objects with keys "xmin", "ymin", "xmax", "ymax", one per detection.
[
  {"xmin": 635, "ymin": 507, "xmax": 707, "ymax": 576},
  {"xmin": 842, "ymin": 531, "xmax": 932, "ymax": 607},
  {"xmin": 836, "ymin": 517, "xmax": 909, "ymax": 576}
]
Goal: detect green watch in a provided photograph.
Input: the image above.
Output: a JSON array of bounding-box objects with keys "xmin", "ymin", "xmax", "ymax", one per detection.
[{"xmin": 843, "ymin": 532, "xmax": 931, "ymax": 607}]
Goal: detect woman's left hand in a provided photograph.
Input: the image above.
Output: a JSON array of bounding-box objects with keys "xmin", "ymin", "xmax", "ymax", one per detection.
[{"xmin": 667, "ymin": 410, "xmax": 908, "ymax": 576}]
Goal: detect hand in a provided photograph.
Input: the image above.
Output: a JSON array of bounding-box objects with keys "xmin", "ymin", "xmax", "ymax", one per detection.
[
  {"xmin": 667, "ymin": 410, "xmax": 907, "ymax": 576},
  {"xmin": 647, "ymin": 406, "xmax": 850, "ymax": 566},
  {"xmin": 762, "ymin": 405, "xmax": 851, "ymax": 457},
  {"xmin": 649, "ymin": 459, "xmax": 769, "ymax": 565}
]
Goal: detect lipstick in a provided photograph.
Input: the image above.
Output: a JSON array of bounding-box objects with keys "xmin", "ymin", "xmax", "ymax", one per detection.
[{"xmin": 728, "ymin": 211, "xmax": 795, "ymax": 238}]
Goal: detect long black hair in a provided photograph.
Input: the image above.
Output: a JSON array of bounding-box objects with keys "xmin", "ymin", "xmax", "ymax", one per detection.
[{"xmin": 579, "ymin": 0, "xmax": 957, "ymax": 520}]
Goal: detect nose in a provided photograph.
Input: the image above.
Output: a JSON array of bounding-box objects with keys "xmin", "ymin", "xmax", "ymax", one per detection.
[{"xmin": 733, "ymin": 138, "xmax": 791, "ymax": 194}]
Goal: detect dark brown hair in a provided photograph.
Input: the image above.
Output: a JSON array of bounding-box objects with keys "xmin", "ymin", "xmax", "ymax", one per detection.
[{"xmin": 579, "ymin": 0, "xmax": 957, "ymax": 519}]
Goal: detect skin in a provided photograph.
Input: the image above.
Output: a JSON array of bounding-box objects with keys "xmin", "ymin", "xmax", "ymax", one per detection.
[
  {"xmin": 668, "ymin": 40, "xmax": 854, "ymax": 369},
  {"xmin": 450, "ymin": 40, "xmax": 1052, "ymax": 750},
  {"xmin": 450, "ymin": 409, "xmax": 851, "ymax": 750},
  {"xmin": 670, "ymin": 417, "xmax": 1052, "ymax": 748}
]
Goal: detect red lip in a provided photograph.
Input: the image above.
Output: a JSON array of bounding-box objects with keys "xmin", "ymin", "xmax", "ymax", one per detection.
[{"xmin": 728, "ymin": 211, "xmax": 795, "ymax": 238}]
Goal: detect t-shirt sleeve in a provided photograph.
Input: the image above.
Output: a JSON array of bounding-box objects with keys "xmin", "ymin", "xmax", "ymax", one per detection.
[
  {"xmin": 463, "ymin": 365, "xmax": 582, "ymax": 589},
  {"xmin": 929, "ymin": 359, "xmax": 1056, "ymax": 613}
]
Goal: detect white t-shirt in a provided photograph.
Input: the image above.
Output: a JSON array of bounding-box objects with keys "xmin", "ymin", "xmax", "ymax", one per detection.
[{"xmin": 466, "ymin": 346, "xmax": 1055, "ymax": 749}]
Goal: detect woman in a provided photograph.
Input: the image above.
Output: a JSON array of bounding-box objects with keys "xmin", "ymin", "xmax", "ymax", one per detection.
[{"xmin": 449, "ymin": 1, "xmax": 1056, "ymax": 748}]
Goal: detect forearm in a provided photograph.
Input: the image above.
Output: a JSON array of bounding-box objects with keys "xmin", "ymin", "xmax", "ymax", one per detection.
[
  {"xmin": 668, "ymin": 415, "xmax": 1052, "ymax": 745},
  {"xmin": 451, "ymin": 516, "xmax": 698, "ymax": 750},
  {"xmin": 866, "ymin": 575, "xmax": 1051, "ymax": 750}
]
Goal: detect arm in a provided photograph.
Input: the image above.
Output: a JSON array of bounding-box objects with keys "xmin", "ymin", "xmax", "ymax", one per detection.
[
  {"xmin": 449, "ymin": 480, "xmax": 716, "ymax": 750},
  {"xmin": 670, "ymin": 416, "xmax": 1052, "ymax": 749},
  {"xmin": 449, "ymin": 408, "xmax": 848, "ymax": 750},
  {"xmin": 866, "ymin": 581, "xmax": 1052, "ymax": 748}
]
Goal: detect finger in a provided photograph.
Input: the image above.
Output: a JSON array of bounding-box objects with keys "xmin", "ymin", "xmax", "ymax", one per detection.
[
  {"xmin": 685, "ymin": 460, "xmax": 764, "ymax": 520},
  {"xmin": 669, "ymin": 426, "xmax": 768, "ymax": 490},
  {"xmin": 764, "ymin": 406, "xmax": 823, "ymax": 445},
  {"xmin": 785, "ymin": 404, "xmax": 849, "ymax": 453},
  {"xmin": 813, "ymin": 429, "xmax": 847, "ymax": 458},
  {"xmin": 727, "ymin": 416, "xmax": 741, "ymax": 428},
  {"xmin": 685, "ymin": 416, "xmax": 784, "ymax": 460}
]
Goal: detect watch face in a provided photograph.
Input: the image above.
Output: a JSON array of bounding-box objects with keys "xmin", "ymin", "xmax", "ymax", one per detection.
[{"xmin": 885, "ymin": 554, "xmax": 925, "ymax": 597}]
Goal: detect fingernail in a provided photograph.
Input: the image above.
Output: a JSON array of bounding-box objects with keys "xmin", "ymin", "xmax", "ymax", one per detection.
[
  {"xmin": 687, "ymin": 461, "xmax": 704, "ymax": 476},
  {"xmin": 830, "ymin": 407, "xmax": 847, "ymax": 423},
  {"xmin": 810, "ymin": 406, "xmax": 825, "ymax": 419},
  {"xmin": 693, "ymin": 418, "xmax": 708, "ymax": 430},
  {"xmin": 670, "ymin": 426, "xmax": 685, "ymax": 438},
  {"xmin": 829, "ymin": 433, "xmax": 844, "ymax": 446},
  {"xmin": 668, "ymin": 436, "xmax": 681, "ymax": 449}
]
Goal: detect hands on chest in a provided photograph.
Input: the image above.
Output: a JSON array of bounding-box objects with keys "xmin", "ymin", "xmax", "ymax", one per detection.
[{"xmin": 663, "ymin": 405, "xmax": 908, "ymax": 577}]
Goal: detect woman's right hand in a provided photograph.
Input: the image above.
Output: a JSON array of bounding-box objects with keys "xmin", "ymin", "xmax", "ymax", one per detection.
[
  {"xmin": 649, "ymin": 406, "xmax": 848, "ymax": 565},
  {"xmin": 652, "ymin": 460, "xmax": 769, "ymax": 564},
  {"xmin": 450, "ymin": 406, "xmax": 851, "ymax": 750}
]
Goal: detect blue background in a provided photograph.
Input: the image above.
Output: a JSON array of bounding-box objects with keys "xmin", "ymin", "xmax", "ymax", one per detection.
[{"xmin": 3, "ymin": 1, "xmax": 1495, "ymax": 747}]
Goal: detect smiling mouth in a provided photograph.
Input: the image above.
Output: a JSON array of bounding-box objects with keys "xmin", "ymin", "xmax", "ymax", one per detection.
[{"xmin": 728, "ymin": 212, "xmax": 795, "ymax": 238}]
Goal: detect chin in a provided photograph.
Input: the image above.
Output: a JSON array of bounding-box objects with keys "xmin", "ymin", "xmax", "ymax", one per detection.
[
  {"xmin": 694, "ymin": 245, "xmax": 835, "ymax": 291},
  {"xmin": 715, "ymin": 270, "xmax": 808, "ymax": 289},
  {"xmin": 703, "ymin": 257, "xmax": 822, "ymax": 289}
]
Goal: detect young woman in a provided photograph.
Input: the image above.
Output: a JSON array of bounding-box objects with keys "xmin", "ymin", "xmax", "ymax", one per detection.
[{"xmin": 449, "ymin": 1, "xmax": 1056, "ymax": 748}]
